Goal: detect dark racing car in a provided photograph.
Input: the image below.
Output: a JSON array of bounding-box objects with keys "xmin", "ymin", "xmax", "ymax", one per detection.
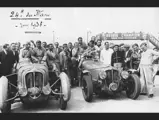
[{"xmin": 78, "ymin": 51, "xmax": 141, "ymax": 102}]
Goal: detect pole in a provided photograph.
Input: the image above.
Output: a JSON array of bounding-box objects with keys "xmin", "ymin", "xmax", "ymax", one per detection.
[
  {"xmin": 87, "ymin": 31, "xmax": 88, "ymax": 44},
  {"xmin": 53, "ymin": 31, "xmax": 55, "ymax": 44}
]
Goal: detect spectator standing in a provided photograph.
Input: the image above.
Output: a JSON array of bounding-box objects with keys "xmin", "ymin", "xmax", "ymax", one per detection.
[
  {"xmin": 124, "ymin": 44, "xmax": 133, "ymax": 69},
  {"xmin": 131, "ymin": 43, "xmax": 141, "ymax": 70},
  {"xmin": 0, "ymin": 44, "xmax": 13, "ymax": 76},
  {"xmin": 59, "ymin": 44, "xmax": 72, "ymax": 83},
  {"xmin": 100, "ymin": 42, "xmax": 113, "ymax": 65},
  {"xmin": 78, "ymin": 37, "xmax": 87, "ymax": 50},
  {"xmin": 111, "ymin": 44, "xmax": 125, "ymax": 70},
  {"xmin": 139, "ymin": 42, "xmax": 159, "ymax": 98}
]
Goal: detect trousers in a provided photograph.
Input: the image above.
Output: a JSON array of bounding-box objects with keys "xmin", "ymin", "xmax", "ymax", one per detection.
[{"xmin": 139, "ymin": 64, "xmax": 154, "ymax": 95}]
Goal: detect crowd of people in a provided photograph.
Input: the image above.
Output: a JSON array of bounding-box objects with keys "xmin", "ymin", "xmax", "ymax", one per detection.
[{"xmin": 0, "ymin": 37, "xmax": 159, "ymax": 98}]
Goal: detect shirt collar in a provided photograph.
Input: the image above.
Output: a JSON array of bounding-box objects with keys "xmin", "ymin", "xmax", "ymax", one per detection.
[{"xmin": 3, "ymin": 49, "xmax": 7, "ymax": 54}]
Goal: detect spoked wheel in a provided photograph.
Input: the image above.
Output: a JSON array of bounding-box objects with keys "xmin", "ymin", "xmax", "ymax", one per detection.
[
  {"xmin": 82, "ymin": 74, "xmax": 93, "ymax": 102},
  {"xmin": 59, "ymin": 86, "xmax": 67, "ymax": 110},
  {"xmin": 126, "ymin": 74, "xmax": 141, "ymax": 100}
]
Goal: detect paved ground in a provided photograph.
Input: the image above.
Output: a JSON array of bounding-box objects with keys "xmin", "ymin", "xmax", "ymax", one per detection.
[{"xmin": 9, "ymin": 76, "xmax": 159, "ymax": 113}]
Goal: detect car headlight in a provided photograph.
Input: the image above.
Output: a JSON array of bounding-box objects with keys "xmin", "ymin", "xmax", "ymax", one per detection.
[
  {"xmin": 19, "ymin": 88, "xmax": 28, "ymax": 97},
  {"xmin": 121, "ymin": 71, "xmax": 129, "ymax": 79},
  {"xmin": 99, "ymin": 70, "xmax": 107, "ymax": 79},
  {"xmin": 42, "ymin": 84, "xmax": 51, "ymax": 95}
]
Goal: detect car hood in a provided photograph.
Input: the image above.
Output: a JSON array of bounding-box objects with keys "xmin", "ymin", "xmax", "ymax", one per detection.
[
  {"xmin": 82, "ymin": 60, "xmax": 118, "ymax": 81},
  {"xmin": 82, "ymin": 60, "xmax": 111, "ymax": 70}
]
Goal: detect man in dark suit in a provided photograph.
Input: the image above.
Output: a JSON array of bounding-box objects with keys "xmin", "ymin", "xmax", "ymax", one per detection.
[
  {"xmin": 124, "ymin": 44, "xmax": 133, "ymax": 69},
  {"xmin": 10, "ymin": 43, "xmax": 19, "ymax": 71},
  {"xmin": 0, "ymin": 44, "xmax": 13, "ymax": 76},
  {"xmin": 111, "ymin": 44, "xmax": 125, "ymax": 69},
  {"xmin": 54, "ymin": 42, "xmax": 62, "ymax": 54}
]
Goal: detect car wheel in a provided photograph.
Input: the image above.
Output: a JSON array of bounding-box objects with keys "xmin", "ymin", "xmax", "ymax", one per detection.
[
  {"xmin": 82, "ymin": 74, "xmax": 93, "ymax": 102},
  {"xmin": 59, "ymin": 72, "xmax": 71, "ymax": 110},
  {"xmin": 0, "ymin": 76, "xmax": 11, "ymax": 113},
  {"xmin": 126, "ymin": 74, "xmax": 141, "ymax": 100},
  {"xmin": 1, "ymin": 101, "xmax": 11, "ymax": 113},
  {"xmin": 59, "ymin": 86, "xmax": 67, "ymax": 110}
]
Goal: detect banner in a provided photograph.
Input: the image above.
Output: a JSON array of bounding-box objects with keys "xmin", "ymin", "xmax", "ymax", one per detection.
[{"xmin": 104, "ymin": 32, "xmax": 143, "ymax": 40}]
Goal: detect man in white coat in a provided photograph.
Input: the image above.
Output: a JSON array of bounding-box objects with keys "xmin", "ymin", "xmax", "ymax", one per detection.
[
  {"xmin": 139, "ymin": 42, "xmax": 159, "ymax": 98},
  {"xmin": 100, "ymin": 42, "xmax": 113, "ymax": 66}
]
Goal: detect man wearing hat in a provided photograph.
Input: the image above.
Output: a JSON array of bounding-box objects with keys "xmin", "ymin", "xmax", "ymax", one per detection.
[
  {"xmin": 139, "ymin": 42, "xmax": 159, "ymax": 98},
  {"xmin": 31, "ymin": 40, "xmax": 47, "ymax": 64},
  {"xmin": 111, "ymin": 44, "xmax": 125, "ymax": 70}
]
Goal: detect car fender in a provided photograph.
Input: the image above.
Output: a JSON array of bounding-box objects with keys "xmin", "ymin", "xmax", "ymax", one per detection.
[
  {"xmin": 128, "ymin": 69, "xmax": 139, "ymax": 74},
  {"xmin": 82, "ymin": 70, "xmax": 91, "ymax": 75},
  {"xmin": 59, "ymin": 72, "xmax": 71, "ymax": 101},
  {"xmin": 0, "ymin": 76, "xmax": 8, "ymax": 109}
]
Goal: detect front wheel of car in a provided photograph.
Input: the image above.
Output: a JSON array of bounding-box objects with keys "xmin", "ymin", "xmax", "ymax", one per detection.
[
  {"xmin": 59, "ymin": 86, "xmax": 67, "ymax": 110},
  {"xmin": 82, "ymin": 74, "xmax": 93, "ymax": 102},
  {"xmin": 126, "ymin": 74, "xmax": 141, "ymax": 100},
  {"xmin": 0, "ymin": 76, "xmax": 11, "ymax": 113},
  {"xmin": 59, "ymin": 72, "xmax": 71, "ymax": 110}
]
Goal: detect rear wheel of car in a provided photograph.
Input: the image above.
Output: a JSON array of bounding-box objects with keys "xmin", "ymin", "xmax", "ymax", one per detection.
[
  {"xmin": 126, "ymin": 74, "xmax": 141, "ymax": 100},
  {"xmin": 82, "ymin": 74, "xmax": 93, "ymax": 102}
]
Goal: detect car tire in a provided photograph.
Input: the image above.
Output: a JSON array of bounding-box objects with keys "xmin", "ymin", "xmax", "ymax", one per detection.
[
  {"xmin": 59, "ymin": 72, "xmax": 71, "ymax": 110},
  {"xmin": 59, "ymin": 86, "xmax": 67, "ymax": 110},
  {"xmin": 126, "ymin": 74, "xmax": 141, "ymax": 100},
  {"xmin": 1, "ymin": 100, "xmax": 11, "ymax": 113},
  {"xmin": 0, "ymin": 76, "xmax": 11, "ymax": 113},
  {"xmin": 82, "ymin": 74, "xmax": 93, "ymax": 102}
]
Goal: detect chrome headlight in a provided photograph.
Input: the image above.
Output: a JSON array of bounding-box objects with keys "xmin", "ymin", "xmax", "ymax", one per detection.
[
  {"xmin": 99, "ymin": 70, "xmax": 107, "ymax": 79},
  {"xmin": 42, "ymin": 84, "xmax": 51, "ymax": 95},
  {"xmin": 121, "ymin": 71, "xmax": 129, "ymax": 79},
  {"xmin": 19, "ymin": 88, "xmax": 28, "ymax": 97}
]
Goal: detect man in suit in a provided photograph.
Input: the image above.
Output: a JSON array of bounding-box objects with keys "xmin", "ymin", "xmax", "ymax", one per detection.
[
  {"xmin": 10, "ymin": 43, "xmax": 19, "ymax": 72},
  {"xmin": 59, "ymin": 44, "xmax": 72, "ymax": 84},
  {"xmin": 68, "ymin": 42, "xmax": 73, "ymax": 58},
  {"xmin": 0, "ymin": 44, "xmax": 13, "ymax": 76},
  {"xmin": 54, "ymin": 42, "xmax": 62, "ymax": 54},
  {"xmin": 111, "ymin": 44, "xmax": 125, "ymax": 70},
  {"xmin": 124, "ymin": 44, "xmax": 133, "ymax": 69},
  {"xmin": 78, "ymin": 37, "xmax": 87, "ymax": 50}
]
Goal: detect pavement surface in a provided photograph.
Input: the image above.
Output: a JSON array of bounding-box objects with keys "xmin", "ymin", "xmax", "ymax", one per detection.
[{"xmin": 7, "ymin": 76, "xmax": 159, "ymax": 113}]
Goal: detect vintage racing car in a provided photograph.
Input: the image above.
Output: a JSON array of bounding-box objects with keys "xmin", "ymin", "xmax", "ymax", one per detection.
[
  {"xmin": 0, "ymin": 58, "xmax": 71, "ymax": 113},
  {"xmin": 79, "ymin": 53, "xmax": 141, "ymax": 102}
]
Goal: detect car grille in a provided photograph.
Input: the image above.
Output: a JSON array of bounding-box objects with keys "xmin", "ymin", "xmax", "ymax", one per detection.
[
  {"xmin": 105, "ymin": 70, "xmax": 120, "ymax": 85},
  {"xmin": 25, "ymin": 72, "xmax": 43, "ymax": 89}
]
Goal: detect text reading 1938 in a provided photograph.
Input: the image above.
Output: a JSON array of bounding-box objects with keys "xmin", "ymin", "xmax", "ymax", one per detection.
[{"xmin": 10, "ymin": 9, "xmax": 51, "ymax": 32}]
